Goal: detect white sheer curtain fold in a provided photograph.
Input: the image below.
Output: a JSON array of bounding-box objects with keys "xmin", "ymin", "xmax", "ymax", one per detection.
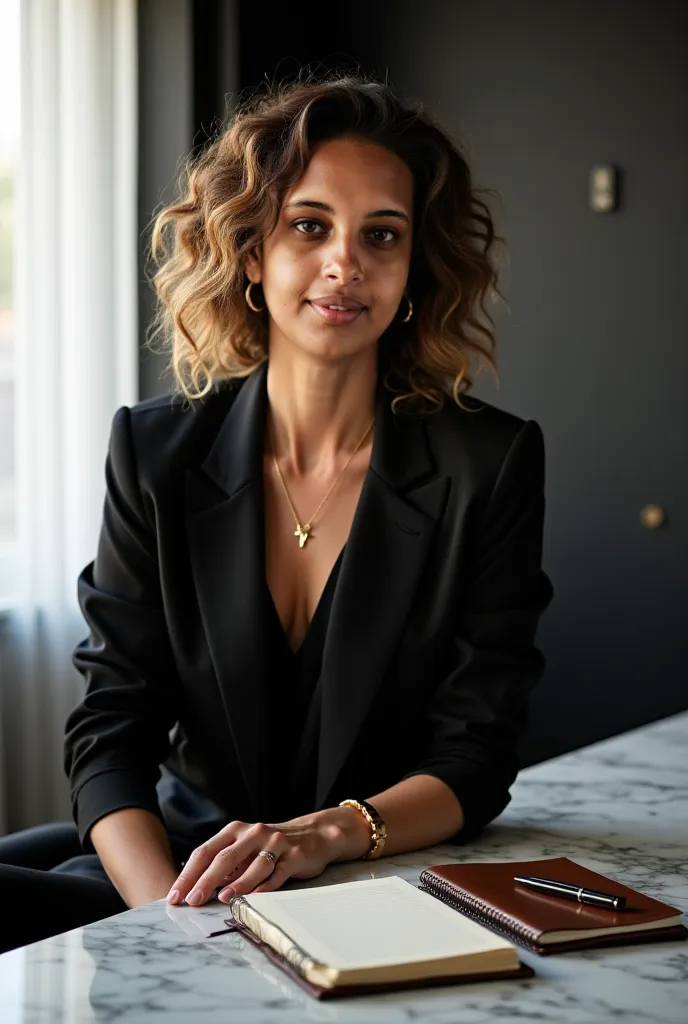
[{"xmin": 3, "ymin": 0, "xmax": 138, "ymax": 831}]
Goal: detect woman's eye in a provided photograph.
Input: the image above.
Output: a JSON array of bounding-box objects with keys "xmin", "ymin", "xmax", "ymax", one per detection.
[
  {"xmin": 369, "ymin": 228, "xmax": 398, "ymax": 244},
  {"xmin": 292, "ymin": 220, "xmax": 398, "ymax": 244},
  {"xmin": 293, "ymin": 219, "xmax": 323, "ymax": 236}
]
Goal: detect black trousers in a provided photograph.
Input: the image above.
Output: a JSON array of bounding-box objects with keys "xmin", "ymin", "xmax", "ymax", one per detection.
[{"xmin": 0, "ymin": 822, "xmax": 190, "ymax": 954}]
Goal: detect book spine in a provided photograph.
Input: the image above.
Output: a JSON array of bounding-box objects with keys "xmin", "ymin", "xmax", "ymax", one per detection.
[
  {"xmin": 418, "ymin": 870, "xmax": 543, "ymax": 952},
  {"xmin": 229, "ymin": 896, "xmax": 319, "ymax": 982}
]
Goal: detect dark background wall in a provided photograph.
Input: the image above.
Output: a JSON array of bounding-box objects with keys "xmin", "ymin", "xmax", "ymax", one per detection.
[{"xmin": 138, "ymin": 0, "xmax": 688, "ymax": 765}]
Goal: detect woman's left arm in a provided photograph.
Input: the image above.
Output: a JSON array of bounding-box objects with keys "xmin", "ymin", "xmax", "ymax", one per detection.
[
  {"xmin": 342, "ymin": 419, "xmax": 554, "ymax": 855},
  {"xmin": 388, "ymin": 418, "xmax": 554, "ymax": 843},
  {"xmin": 167, "ymin": 419, "xmax": 553, "ymax": 906}
]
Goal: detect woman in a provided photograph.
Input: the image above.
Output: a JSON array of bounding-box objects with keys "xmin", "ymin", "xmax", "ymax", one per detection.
[{"xmin": 0, "ymin": 74, "xmax": 553, "ymax": 948}]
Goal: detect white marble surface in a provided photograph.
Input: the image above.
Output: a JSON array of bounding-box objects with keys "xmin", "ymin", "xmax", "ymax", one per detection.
[{"xmin": 1, "ymin": 713, "xmax": 687, "ymax": 1024}]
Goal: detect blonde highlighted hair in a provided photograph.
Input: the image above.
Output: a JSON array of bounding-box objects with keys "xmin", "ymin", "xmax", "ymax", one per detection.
[{"xmin": 147, "ymin": 71, "xmax": 503, "ymax": 412}]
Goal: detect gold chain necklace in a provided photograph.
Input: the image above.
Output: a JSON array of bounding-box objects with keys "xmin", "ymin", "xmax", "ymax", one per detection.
[{"xmin": 269, "ymin": 417, "xmax": 375, "ymax": 548}]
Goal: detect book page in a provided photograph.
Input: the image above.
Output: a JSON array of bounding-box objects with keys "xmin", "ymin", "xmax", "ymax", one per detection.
[{"xmin": 244, "ymin": 876, "xmax": 514, "ymax": 969}]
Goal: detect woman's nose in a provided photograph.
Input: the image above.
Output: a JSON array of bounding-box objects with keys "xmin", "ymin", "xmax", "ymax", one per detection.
[{"xmin": 321, "ymin": 235, "xmax": 364, "ymax": 283}]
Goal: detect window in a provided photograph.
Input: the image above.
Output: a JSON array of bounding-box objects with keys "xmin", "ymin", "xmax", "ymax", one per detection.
[{"xmin": 0, "ymin": 0, "xmax": 19, "ymax": 603}]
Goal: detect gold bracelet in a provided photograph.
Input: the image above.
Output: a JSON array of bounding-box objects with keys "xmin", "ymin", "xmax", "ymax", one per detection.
[{"xmin": 339, "ymin": 799, "xmax": 387, "ymax": 860}]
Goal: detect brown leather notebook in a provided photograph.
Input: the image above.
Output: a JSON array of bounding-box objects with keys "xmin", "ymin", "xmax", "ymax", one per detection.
[{"xmin": 420, "ymin": 857, "xmax": 687, "ymax": 955}]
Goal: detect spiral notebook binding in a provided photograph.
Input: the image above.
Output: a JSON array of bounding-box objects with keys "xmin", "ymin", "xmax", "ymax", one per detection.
[{"xmin": 419, "ymin": 869, "xmax": 543, "ymax": 953}]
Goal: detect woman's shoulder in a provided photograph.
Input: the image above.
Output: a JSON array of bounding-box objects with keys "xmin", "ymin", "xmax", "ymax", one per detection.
[
  {"xmin": 127, "ymin": 380, "xmax": 240, "ymax": 428},
  {"xmin": 114, "ymin": 380, "xmax": 243, "ymax": 482},
  {"xmin": 424, "ymin": 391, "xmax": 544, "ymax": 485}
]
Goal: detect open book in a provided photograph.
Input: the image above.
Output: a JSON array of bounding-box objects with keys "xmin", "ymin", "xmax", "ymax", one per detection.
[{"xmin": 226, "ymin": 876, "xmax": 532, "ymax": 998}]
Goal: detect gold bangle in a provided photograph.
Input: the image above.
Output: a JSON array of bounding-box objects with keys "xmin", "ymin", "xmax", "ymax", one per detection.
[{"xmin": 339, "ymin": 799, "xmax": 387, "ymax": 860}]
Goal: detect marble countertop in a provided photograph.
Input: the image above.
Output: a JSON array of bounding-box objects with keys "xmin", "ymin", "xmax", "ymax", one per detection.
[{"xmin": 2, "ymin": 712, "xmax": 687, "ymax": 1024}]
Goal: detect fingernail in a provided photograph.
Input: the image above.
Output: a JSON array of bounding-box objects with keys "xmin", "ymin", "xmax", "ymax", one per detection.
[
  {"xmin": 218, "ymin": 887, "xmax": 235, "ymax": 903},
  {"xmin": 186, "ymin": 889, "xmax": 203, "ymax": 905},
  {"xmin": 166, "ymin": 889, "xmax": 180, "ymax": 904}
]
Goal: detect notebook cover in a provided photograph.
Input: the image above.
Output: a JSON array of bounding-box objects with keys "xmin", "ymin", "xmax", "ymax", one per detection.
[
  {"xmin": 224, "ymin": 917, "xmax": 534, "ymax": 1000},
  {"xmin": 421, "ymin": 857, "xmax": 687, "ymax": 955}
]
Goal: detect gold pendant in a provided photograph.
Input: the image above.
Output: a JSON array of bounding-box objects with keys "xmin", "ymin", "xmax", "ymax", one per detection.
[{"xmin": 294, "ymin": 524, "xmax": 312, "ymax": 548}]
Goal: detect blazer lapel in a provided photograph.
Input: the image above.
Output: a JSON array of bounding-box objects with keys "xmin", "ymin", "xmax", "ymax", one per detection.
[
  {"xmin": 315, "ymin": 395, "xmax": 449, "ymax": 809},
  {"xmin": 186, "ymin": 364, "xmax": 274, "ymax": 817}
]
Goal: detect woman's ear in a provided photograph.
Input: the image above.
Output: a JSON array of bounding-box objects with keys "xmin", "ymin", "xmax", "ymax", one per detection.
[{"xmin": 245, "ymin": 249, "xmax": 262, "ymax": 283}]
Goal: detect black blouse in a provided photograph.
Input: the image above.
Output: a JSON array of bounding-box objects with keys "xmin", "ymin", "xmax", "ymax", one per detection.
[{"xmin": 264, "ymin": 546, "xmax": 346, "ymax": 820}]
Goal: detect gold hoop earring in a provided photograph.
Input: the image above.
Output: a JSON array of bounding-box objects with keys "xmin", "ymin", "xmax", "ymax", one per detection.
[
  {"xmin": 245, "ymin": 281, "xmax": 265, "ymax": 312},
  {"xmin": 399, "ymin": 294, "xmax": 413, "ymax": 323}
]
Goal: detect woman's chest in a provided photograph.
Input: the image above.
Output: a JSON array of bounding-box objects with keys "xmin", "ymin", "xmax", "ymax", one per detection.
[{"xmin": 263, "ymin": 463, "xmax": 368, "ymax": 651}]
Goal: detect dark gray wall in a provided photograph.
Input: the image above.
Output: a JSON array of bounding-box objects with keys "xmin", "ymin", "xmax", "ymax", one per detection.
[
  {"xmin": 138, "ymin": 1, "xmax": 688, "ymax": 764},
  {"xmin": 138, "ymin": 0, "xmax": 193, "ymax": 400}
]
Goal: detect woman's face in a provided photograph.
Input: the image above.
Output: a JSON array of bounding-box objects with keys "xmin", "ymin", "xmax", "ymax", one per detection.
[{"xmin": 246, "ymin": 136, "xmax": 414, "ymax": 363}]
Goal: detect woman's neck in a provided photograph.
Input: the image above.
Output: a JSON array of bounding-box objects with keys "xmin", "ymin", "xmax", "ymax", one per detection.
[{"xmin": 265, "ymin": 344, "xmax": 378, "ymax": 475}]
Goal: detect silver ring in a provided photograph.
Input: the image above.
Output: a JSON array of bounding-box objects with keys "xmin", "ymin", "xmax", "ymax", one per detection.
[{"xmin": 257, "ymin": 849, "xmax": 277, "ymax": 867}]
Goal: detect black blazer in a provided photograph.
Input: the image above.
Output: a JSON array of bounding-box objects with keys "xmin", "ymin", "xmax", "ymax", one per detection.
[{"xmin": 65, "ymin": 362, "xmax": 553, "ymax": 851}]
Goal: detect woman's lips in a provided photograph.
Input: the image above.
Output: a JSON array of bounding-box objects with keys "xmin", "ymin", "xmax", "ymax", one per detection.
[{"xmin": 308, "ymin": 301, "xmax": 365, "ymax": 325}]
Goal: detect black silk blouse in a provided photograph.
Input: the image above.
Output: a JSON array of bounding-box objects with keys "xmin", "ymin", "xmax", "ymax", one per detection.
[{"xmin": 263, "ymin": 546, "xmax": 346, "ymax": 820}]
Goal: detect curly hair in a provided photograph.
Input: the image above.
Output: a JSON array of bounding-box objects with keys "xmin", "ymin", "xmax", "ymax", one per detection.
[{"xmin": 147, "ymin": 71, "xmax": 504, "ymax": 412}]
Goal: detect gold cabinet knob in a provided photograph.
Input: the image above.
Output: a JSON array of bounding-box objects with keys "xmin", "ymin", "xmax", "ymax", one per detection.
[{"xmin": 640, "ymin": 505, "xmax": 665, "ymax": 529}]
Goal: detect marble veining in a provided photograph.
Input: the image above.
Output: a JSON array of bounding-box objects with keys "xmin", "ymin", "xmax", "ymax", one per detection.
[{"xmin": 1, "ymin": 712, "xmax": 686, "ymax": 1023}]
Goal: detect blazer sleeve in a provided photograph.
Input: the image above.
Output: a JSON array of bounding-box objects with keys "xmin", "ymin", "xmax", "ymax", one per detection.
[
  {"xmin": 65, "ymin": 406, "xmax": 180, "ymax": 851},
  {"xmin": 402, "ymin": 418, "xmax": 554, "ymax": 840}
]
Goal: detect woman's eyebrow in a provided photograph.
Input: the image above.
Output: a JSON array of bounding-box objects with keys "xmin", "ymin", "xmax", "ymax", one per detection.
[{"xmin": 283, "ymin": 199, "xmax": 410, "ymax": 225}]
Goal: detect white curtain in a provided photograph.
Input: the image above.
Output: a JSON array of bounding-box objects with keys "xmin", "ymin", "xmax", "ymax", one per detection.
[{"xmin": 3, "ymin": 0, "xmax": 138, "ymax": 832}]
